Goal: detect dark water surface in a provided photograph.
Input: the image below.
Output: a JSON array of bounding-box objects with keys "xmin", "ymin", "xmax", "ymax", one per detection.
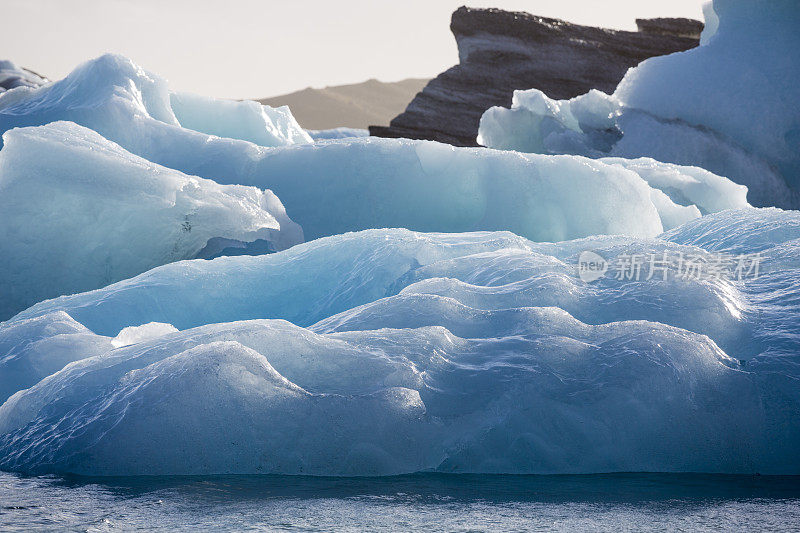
[{"xmin": 2, "ymin": 472, "xmax": 800, "ymax": 531}]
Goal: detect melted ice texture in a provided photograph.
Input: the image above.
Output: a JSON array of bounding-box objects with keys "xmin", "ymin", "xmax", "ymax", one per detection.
[{"xmin": 0, "ymin": 208, "xmax": 798, "ymax": 476}]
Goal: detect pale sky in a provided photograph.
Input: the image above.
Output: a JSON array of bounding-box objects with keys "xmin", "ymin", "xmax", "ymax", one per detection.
[{"xmin": 1, "ymin": 0, "xmax": 706, "ymax": 99}]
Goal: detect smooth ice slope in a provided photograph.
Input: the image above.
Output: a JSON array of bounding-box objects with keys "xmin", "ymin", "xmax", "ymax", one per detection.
[
  {"xmin": 170, "ymin": 92, "xmax": 312, "ymax": 146},
  {"xmin": 0, "ymin": 312, "xmax": 112, "ymax": 404},
  {"xmin": 1, "ymin": 208, "xmax": 799, "ymax": 476},
  {"xmin": 478, "ymin": 0, "xmax": 800, "ymax": 208},
  {"xmin": 0, "ymin": 54, "xmax": 748, "ymax": 242},
  {"xmin": 248, "ymin": 139, "xmax": 707, "ymax": 241},
  {"xmin": 599, "ymin": 157, "xmax": 749, "ymax": 216},
  {"xmin": 0, "ymin": 122, "xmax": 302, "ymax": 320}
]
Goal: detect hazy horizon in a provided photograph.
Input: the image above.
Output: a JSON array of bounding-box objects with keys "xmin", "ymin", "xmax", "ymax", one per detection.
[{"xmin": 3, "ymin": 0, "xmax": 706, "ymax": 99}]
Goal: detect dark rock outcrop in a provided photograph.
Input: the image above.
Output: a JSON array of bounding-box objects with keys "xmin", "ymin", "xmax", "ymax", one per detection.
[
  {"xmin": 370, "ymin": 7, "xmax": 702, "ymax": 146},
  {"xmin": 0, "ymin": 61, "xmax": 47, "ymax": 93},
  {"xmin": 636, "ymin": 18, "xmax": 704, "ymax": 39}
]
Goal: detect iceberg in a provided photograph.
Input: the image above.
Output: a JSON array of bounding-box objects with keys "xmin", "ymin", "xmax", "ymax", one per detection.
[
  {"xmin": 0, "ymin": 54, "xmax": 310, "ymax": 152},
  {"xmin": 111, "ymin": 322, "xmax": 180, "ymax": 348},
  {"xmin": 0, "ymin": 54, "xmax": 749, "ymax": 242},
  {"xmin": 169, "ymin": 92, "xmax": 312, "ymax": 146},
  {"xmin": 244, "ymin": 139, "xmax": 712, "ymax": 241},
  {"xmin": 0, "ymin": 42, "xmax": 794, "ymax": 479},
  {"xmin": 1, "ymin": 208, "xmax": 799, "ymax": 475},
  {"xmin": 0, "ymin": 121, "xmax": 302, "ymax": 320},
  {"xmin": 0, "ymin": 312, "xmax": 112, "ymax": 404},
  {"xmin": 599, "ymin": 157, "xmax": 749, "ymax": 216},
  {"xmin": 477, "ymin": 0, "xmax": 800, "ymax": 209}
]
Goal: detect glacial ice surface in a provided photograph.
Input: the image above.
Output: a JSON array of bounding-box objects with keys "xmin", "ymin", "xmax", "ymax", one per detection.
[
  {"xmin": 0, "ymin": 40, "xmax": 795, "ymax": 477},
  {"xmin": 478, "ymin": 0, "xmax": 800, "ymax": 208},
  {"xmin": 169, "ymin": 92, "xmax": 312, "ymax": 146},
  {"xmin": 1, "ymin": 208, "xmax": 799, "ymax": 476},
  {"xmin": 0, "ymin": 54, "xmax": 748, "ymax": 242},
  {"xmin": 0, "ymin": 122, "xmax": 302, "ymax": 320},
  {"xmin": 0, "ymin": 312, "xmax": 112, "ymax": 405},
  {"xmin": 0, "ymin": 54, "xmax": 310, "ymax": 152}
]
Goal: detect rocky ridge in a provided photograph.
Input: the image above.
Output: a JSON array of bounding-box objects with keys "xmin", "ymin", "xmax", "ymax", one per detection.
[{"xmin": 370, "ymin": 7, "xmax": 702, "ymax": 146}]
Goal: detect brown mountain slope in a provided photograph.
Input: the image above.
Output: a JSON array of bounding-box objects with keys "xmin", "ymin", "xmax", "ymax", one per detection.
[{"xmin": 258, "ymin": 78, "xmax": 429, "ymax": 130}]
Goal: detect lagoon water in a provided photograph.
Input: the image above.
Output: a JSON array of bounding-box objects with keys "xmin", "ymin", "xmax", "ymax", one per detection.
[{"xmin": 2, "ymin": 472, "xmax": 799, "ymax": 531}]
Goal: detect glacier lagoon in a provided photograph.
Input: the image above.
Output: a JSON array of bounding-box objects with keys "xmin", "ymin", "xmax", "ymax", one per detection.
[
  {"xmin": 2, "ymin": 472, "xmax": 800, "ymax": 532},
  {"xmin": 1, "ymin": 0, "xmax": 799, "ymax": 529}
]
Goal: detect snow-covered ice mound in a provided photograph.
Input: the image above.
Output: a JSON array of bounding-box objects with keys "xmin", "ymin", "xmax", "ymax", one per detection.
[
  {"xmin": 0, "ymin": 54, "xmax": 749, "ymax": 242},
  {"xmin": 1, "ymin": 208, "xmax": 798, "ymax": 475},
  {"xmin": 0, "ymin": 54, "xmax": 311, "ymax": 152},
  {"xmin": 0, "ymin": 122, "xmax": 302, "ymax": 320},
  {"xmin": 478, "ymin": 0, "xmax": 800, "ymax": 209}
]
